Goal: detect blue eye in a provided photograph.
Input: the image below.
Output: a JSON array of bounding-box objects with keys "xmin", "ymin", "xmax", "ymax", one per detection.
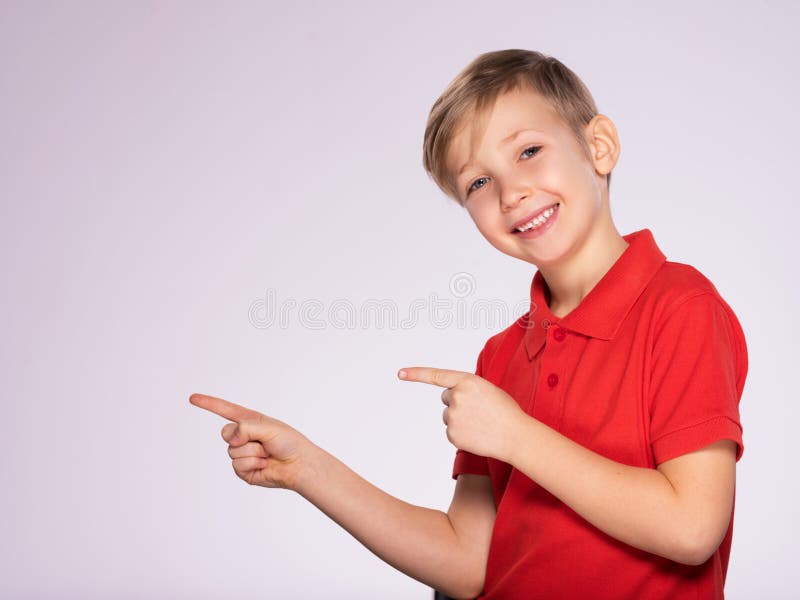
[
  {"xmin": 521, "ymin": 145, "xmax": 541, "ymax": 159},
  {"xmin": 467, "ymin": 177, "xmax": 489, "ymax": 195},
  {"xmin": 464, "ymin": 146, "xmax": 542, "ymax": 198}
]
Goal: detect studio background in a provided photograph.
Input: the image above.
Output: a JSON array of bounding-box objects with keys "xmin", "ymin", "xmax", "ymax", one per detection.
[{"xmin": 1, "ymin": 1, "xmax": 797, "ymax": 598}]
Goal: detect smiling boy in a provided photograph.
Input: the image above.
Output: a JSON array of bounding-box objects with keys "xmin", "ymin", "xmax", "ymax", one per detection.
[{"xmin": 191, "ymin": 49, "xmax": 747, "ymax": 599}]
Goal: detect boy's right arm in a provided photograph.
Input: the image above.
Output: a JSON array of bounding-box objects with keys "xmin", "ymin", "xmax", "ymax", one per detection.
[
  {"xmin": 189, "ymin": 393, "xmax": 496, "ymax": 600},
  {"xmin": 299, "ymin": 446, "xmax": 495, "ymax": 599}
]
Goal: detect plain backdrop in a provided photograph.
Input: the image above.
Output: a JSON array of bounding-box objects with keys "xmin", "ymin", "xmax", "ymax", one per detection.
[{"xmin": 1, "ymin": 1, "xmax": 798, "ymax": 598}]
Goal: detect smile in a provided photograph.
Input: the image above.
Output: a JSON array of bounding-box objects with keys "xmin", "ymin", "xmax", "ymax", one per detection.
[{"xmin": 515, "ymin": 203, "xmax": 559, "ymax": 233}]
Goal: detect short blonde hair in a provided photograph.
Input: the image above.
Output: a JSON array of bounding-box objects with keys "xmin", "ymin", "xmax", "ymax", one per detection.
[{"xmin": 423, "ymin": 49, "xmax": 610, "ymax": 205}]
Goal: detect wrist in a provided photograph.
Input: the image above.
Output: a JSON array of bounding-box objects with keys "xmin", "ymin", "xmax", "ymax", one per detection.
[
  {"xmin": 503, "ymin": 409, "xmax": 534, "ymax": 466},
  {"xmin": 290, "ymin": 439, "xmax": 327, "ymax": 496}
]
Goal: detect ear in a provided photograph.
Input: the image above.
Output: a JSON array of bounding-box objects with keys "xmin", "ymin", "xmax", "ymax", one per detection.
[{"xmin": 583, "ymin": 114, "xmax": 620, "ymax": 180}]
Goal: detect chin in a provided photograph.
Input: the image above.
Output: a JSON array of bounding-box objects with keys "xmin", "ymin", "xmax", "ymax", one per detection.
[{"xmin": 529, "ymin": 241, "xmax": 576, "ymax": 268}]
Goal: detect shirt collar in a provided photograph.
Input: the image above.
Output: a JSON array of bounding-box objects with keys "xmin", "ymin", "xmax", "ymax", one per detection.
[{"xmin": 523, "ymin": 228, "xmax": 667, "ymax": 360}]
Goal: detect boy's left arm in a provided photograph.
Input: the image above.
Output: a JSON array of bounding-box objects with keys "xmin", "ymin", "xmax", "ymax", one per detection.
[
  {"xmin": 399, "ymin": 367, "xmax": 737, "ymax": 567},
  {"xmin": 505, "ymin": 416, "xmax": 737, "ymax": 566}
]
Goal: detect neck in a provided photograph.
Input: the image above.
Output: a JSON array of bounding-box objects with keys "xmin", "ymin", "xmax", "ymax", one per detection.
[{"xmin": 538, "ymin": 212, "xmax": 629, "ymax": 319}]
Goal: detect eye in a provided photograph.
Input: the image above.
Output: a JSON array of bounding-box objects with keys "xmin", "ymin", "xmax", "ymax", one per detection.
[
  {"xmin": 464, "ymin": 145, "xmax": 542, "ymax": 198},
  {"xmin": 466, "ymin": 176, "xmax": 489, "ymax": 196},
  {"xmin": 521, "ymin": 145, "xmax": 541, "ymax": 159}
]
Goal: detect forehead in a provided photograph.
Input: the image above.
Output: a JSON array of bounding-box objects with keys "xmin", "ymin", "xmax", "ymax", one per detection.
[{"xmin": 446, "ymin": 86, "xmax": 564, "ymax": 178}]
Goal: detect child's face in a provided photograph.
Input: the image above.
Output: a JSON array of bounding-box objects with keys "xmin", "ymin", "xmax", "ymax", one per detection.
[{"xmin": 446, "ymin": 85, "xmax": 616, "ymax": 267}]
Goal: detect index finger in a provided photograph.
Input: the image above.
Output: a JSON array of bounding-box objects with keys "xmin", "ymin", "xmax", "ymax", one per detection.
[
  {"xmin": 189, "ymin": 393, "xmax": 262, "ymax": 423},
  {"xmin": 397, "ymin": 367, "xmax": 471, "ymax": 388}
]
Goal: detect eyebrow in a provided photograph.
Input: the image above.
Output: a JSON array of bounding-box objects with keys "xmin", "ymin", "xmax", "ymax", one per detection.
[{"xmin": 456, "ymin": 128, "xmax": 544, "ymax": 177}]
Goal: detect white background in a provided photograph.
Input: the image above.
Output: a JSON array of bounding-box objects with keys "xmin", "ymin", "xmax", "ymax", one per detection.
[{"xmin": 1, "ymin": 1, "xmax": 797, "ymax": 598}]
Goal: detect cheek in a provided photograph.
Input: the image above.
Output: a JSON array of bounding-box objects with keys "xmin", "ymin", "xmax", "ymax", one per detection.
[
  {"xmin": 530, "ymin": 152, "xmax": 565, "ymax": 186},
  {"xmin": 467, "ymin": 204, "xmax": 499, "ymax": 234},
  {"xmin": 477, "ymin": 215, "xmax": 514, "ymax": 248},
  {"xmin": 535, "ymin": 154, "xmax": 595, "ymax": 204}
]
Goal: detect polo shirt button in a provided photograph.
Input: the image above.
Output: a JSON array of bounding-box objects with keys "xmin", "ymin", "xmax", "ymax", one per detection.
[
  {"xmin": 547, "ymin": 373, "xmax": 559, "ymax": 387},
  {"xmin": 553, "ymin": 328, "xmax": 565, "ymax": 342}
]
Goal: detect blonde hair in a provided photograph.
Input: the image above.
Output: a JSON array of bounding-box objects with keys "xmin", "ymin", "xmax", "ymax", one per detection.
[{"xmin": 422, "ymin": 49, "xmax": 611, "ymax": 205}]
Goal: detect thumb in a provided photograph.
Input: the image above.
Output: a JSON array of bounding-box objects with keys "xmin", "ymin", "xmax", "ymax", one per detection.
[{"xmin": 221, "ymin": 421, "xmax": 256, "ymax": 447}]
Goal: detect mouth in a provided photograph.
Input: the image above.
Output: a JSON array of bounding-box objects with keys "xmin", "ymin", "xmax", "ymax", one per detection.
[{"xmin": 511, "ymin": 203, "xmax": 560, "ymax": 234}]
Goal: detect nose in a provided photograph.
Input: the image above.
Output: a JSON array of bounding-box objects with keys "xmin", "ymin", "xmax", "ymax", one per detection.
[{"xmin": 499, "ymin": 180, "xmax": 531, "ymax": 211}]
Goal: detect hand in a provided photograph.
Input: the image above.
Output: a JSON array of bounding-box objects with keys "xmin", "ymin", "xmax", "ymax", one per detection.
[
  {"xmin": 397, "ymin": 367, "xmax": 526, "ymax": 462},
  {"xmin": 189, "ymin": 393, "xmax": 313, "ymax": 491}
]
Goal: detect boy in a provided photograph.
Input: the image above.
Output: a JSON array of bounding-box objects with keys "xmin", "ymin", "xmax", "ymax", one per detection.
[{"xmin": 190, "ymin": 49, "xmax": 747, "ymax": 599}]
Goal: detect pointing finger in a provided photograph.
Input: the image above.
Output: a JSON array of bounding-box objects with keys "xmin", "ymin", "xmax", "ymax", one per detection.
[
  {"xmin": 190, "ymin": 393, "xmax": 263, "ymax": 423},
  {"xmin": 397, "ymin": 367, "xmax": 471, "ymax": 389}
]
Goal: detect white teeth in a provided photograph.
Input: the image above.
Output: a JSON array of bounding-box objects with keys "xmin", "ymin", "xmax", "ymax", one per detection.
[{"xmin": 516, "ymin": 205, "xmax": 558, "ymax": 232}]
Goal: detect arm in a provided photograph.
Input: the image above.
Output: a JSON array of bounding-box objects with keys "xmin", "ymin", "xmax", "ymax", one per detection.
[
  {"xmin": 398, "ymin": 367, "xmax": 738, "ymax": 567},
  {"xmin": 506, "ymin": 417, "xmax": 737, "ymax": 566},
  {"xmin": 189, "ymin": 393, "xmax": 495, "ymax": 599},
  {"xmin": 298, "ymin": 455, "xmax": 495, "ymax": 599}
]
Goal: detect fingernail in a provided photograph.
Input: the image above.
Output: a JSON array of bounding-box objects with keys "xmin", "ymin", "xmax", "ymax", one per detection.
[{"xmin": 398, "ymin": 370, "xmax": 407, "ymax": 379}]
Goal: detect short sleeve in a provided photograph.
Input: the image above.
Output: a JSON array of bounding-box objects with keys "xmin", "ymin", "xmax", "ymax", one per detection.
[
  {"xmin": 648, "ymin": 292, "xmax": 746, "ymax": 465},
  {"xmin": 451, "ymin": 344, "xmax": 491, "ymax": 480}
]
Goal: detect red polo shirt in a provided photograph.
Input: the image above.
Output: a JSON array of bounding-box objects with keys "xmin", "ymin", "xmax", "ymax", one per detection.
[{"xmin": 453, "ymin": 228, "xmax": 748, "ymax": 600}]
